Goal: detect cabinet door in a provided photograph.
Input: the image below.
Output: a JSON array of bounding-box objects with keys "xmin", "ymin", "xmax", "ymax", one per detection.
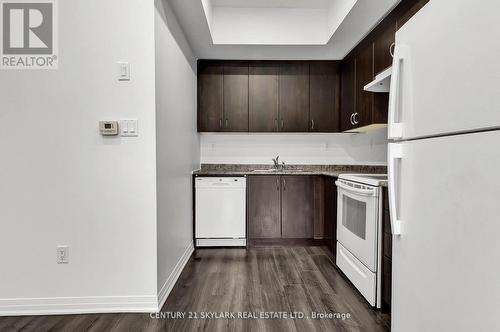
[
  {"xmin": 313, "ymin": 176, "xmax": 325, "ymax": 239},
  {"xmin": 281, "ymin": 176, "xmax": 313, "ymax": 238},
  {"xmin": 323, "ymin": 176, "xmax": 337, "ymax": 256},
  {"xmin": 249, "ymin": 62, "xmax": 279, "ymax": 132},
  {"xmin": 310, "ymin": 61, "xmax": 340, "ymax": 132},
  {"xmin": 198, "ymin": 61, "xmax": 223, "ymax": 132},
  {"xmin": 374, "ymin": 22, "xmax": 396, "ymax": 75},
  {"xmin": 223, "ymin": 61, "xmax": 248, "ymax": 132},
  {"xmin": 279, "ymin": 62, "xmax": 310, "ymax": 132},
  {"xmin": 340, "ymin": 55, "xmax": 356, "ymax": 131},
  {"xmin": 248, "ymin": 176, "xmax": 281, "ymax": 239},
  {"xmin": 355, "ymin": 43, "xmax": 374, "ymax": 128}
]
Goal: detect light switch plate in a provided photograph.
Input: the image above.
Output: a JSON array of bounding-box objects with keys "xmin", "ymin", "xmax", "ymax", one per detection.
[
  {"xmin": 117, "ymin": 62, "xmax": 130, "ymax": 81},
  {"xmin": 120, "ymin": 119, "xmax": 139, "ymax": 137}
]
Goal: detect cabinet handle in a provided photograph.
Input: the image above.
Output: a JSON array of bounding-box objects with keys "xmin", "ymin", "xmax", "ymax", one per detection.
[
  {"xmin": 350, "ymin": 113, "xmax": 355, "ymax": 125},
  {"xmin": 225, "ymin": 118, "xmax": 228, "ymax": 128},
  {"xmin": 274, "ymin": 118, "xmax": 278, "ymax": 131},
  {"xmin": 281, "ymin": 119, "xmax": 284, "ymax": 129},
  {"xmin": 283, "ymin": 178, "xmax": 286, "ymax": 191},
  {"xmin": 311, "ymin": 119, "xmax": 315, "ymax": 130},
  {"xmin": 353, "ymin": 112, "xmax": 359, "ymax": 125},
  {"xmin": 219, "ymin": 119, "xmax": 222, "ymax": 129},
  {"xmin": 276, "ymin": 178, "xmax": 279, "ymax": 191},
  {"xmin": 390, "ymin": 42, "xmax": 396, "ymax": 58}
]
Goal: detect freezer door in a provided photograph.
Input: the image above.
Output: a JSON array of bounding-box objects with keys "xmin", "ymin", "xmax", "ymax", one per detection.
[
  {"xmin": 388, "ymin": 0, "xmax": 500, "ymax": 140},
  {"xmin": 389, "ymin": 131, "xmax": 500, "ymax": 332}
]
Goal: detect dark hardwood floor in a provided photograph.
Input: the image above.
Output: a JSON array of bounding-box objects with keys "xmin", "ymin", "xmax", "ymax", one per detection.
[{"xmin": 0, "ymin": 245, "xmax": 390, "ymax": 332}]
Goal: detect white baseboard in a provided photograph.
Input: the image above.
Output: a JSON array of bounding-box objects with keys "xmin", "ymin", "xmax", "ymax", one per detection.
[
  {"xmin": 0, "ymin": 295, "xmax": 158, "ymax": 316},
  {"xmin": 157, "ymin": 240, "xmax": 194, "ymax": 311}
]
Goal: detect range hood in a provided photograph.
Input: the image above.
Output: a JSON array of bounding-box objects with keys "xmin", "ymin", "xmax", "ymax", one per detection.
[{"xmin": 364, "ymin": 67, "xmax": 391, "ymax": 93}]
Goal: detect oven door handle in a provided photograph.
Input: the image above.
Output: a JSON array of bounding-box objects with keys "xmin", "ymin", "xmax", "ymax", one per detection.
[{"xmin": 335, "ymin": 181, "xmax": 377, "ymax": 197}]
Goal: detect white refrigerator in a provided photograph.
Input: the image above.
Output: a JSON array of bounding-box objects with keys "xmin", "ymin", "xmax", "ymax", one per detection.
[{"xmin": 387, "ymin": 1, "xmax": 500, "ymax": 331}]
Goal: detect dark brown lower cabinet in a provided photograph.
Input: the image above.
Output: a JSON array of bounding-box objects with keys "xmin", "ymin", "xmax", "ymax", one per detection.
[
  {"xmin": 313, "ymin": 176, "xmax": 325, "ymax": 239},
  {"xmin": 323, "ymin": 177, "xmax": 337, "ymax": 256},
  {"xmin": 247, "ymin": 176, "xmax": 281, "ymax": 239},
  {"xmin": 248, "ymin": 175, "xmax": 318, "ymax": 239},
  {"xmin": 381, "ymin": 187, "xmax": 393, "ymax": 312},
  {"xmin": 281, "ymin": 176, "xmax": 313, "ymax": 238}
]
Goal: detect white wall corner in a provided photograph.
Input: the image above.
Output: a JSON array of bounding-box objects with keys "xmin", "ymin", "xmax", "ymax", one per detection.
[{"xmin": 157, "ymin": 240, "xmax": 194, "ymax": 311}]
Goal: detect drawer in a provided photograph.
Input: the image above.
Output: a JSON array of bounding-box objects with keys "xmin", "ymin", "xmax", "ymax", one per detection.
[
  {"xmin": 336, "ymin": 242, "xmax": 377, "ymax": 306},
  {"xmin": 383, "ymin": 232, "xmax": 392, "ymax": 259}
]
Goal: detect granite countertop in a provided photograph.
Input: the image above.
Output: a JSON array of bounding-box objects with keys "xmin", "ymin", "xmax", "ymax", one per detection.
[{"xmin": 193, "ymin": 164, "xmax": 388, "ymax": 179}]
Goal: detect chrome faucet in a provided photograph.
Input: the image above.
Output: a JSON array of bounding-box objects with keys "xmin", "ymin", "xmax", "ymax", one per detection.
[{"xmin": 272, "ymin": 155, "xmax": 285, "ymax": 170}]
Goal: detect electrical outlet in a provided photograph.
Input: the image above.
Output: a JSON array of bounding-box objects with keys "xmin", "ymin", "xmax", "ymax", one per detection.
[{"xmin": 56, "ymin": 245, "xmax": 69, "ymax": 264}]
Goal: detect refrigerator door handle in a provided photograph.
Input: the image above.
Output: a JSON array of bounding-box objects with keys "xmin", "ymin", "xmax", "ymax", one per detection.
[
  {"xmin": 388, "ymin": 44, "xmax": 408, "ymax": 140},
  {"xmin": 388, "ymin": 143, "xmax": 403, "ymax": 235}
]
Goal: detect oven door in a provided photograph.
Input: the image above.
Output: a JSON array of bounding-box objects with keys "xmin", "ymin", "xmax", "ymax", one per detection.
[{"xmin": 336, "ymin": 179, "xmax": 379, "ymax": 272}]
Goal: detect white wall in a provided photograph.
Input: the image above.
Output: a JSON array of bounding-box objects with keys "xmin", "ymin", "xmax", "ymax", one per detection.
[
  {"xmin": 154, "ymin": 0, "xmax": 200, "ymax": 308},
  {"xmin": 0, "ymin": 0, "xmax": 158, "ymax": 314},
  {"xmin": 200, "ymin": 128, "xmax": 387, "ymax": 165}
]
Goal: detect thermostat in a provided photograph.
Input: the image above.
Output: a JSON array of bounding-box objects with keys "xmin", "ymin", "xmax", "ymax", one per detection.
[{"xmin": 99, "ymin": 121, "xmax": 119, "ymax": 136}]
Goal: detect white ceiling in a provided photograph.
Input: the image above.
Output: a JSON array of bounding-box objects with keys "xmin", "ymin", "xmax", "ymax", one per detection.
[
  {"xmin": 168, "ymin": 0, "xmax": 401, "ymax": 60},
  {"xmin": 204, "ymin": 0, "xmax": 358, "ymax": 45},
  {"xmin": 210, "ymin": 0, "xmax": 331, "ymax": 9}
]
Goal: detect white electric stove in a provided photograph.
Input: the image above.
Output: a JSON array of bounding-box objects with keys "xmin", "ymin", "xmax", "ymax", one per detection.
[{"xmin": 335, "ymin": 173, "xmax": 387, "ymax": 308}]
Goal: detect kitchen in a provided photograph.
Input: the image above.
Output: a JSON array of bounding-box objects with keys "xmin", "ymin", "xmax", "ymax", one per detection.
[{"xmin": 0, "ymin": 0, "xmax": 499, "ymax": 331}]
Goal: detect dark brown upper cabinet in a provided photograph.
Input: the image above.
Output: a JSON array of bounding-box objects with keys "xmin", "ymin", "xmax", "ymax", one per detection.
[
  {"xmin": 223, "ymin": 61, "xmax": 249, "ymax": 132},
  {"xmin": 279, "ymin": 62, "xmax": 310, "ymax": 132},
  {"xmin": 197, "ymin": 1, "xmax": 429, "ymax": 133},
  {"xmin": 338, "ymin": 0, "xmax": 428, "ymax": 132},
  {"xmin": 340, "ymin": 55, "xmax": 356, "ymax": 132},
  {"xmin": 198, "ymin": 60, "xmax": 340, "ymax": 133},
  {"xmin": 355, "ymin": 43, "xmax": 375, "ymax": 128},
  {"xmin": 309, "ymin": 61, "xmax": 340, "ymax": 132},
  {"xmin": 249, "ymin": 62, "xmax": 279, "ymax": 132},
  {"xmin": 198, "ymin": 61, "xmax": 223, "ymax": 132},
  {"xmin": 373, "ymin": 21, "xmax": 396, "ymax": 75}
]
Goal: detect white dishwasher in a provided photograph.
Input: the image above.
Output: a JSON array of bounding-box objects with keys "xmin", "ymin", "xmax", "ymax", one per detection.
[{"xmin": 195, "ymin": 177, "xmax": 246, "ymax": 247}]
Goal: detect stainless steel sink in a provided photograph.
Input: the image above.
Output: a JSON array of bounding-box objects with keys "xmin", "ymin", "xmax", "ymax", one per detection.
[{"xmin": 251, "ymin": 169, "xmax": 305, "ymax": 173}]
